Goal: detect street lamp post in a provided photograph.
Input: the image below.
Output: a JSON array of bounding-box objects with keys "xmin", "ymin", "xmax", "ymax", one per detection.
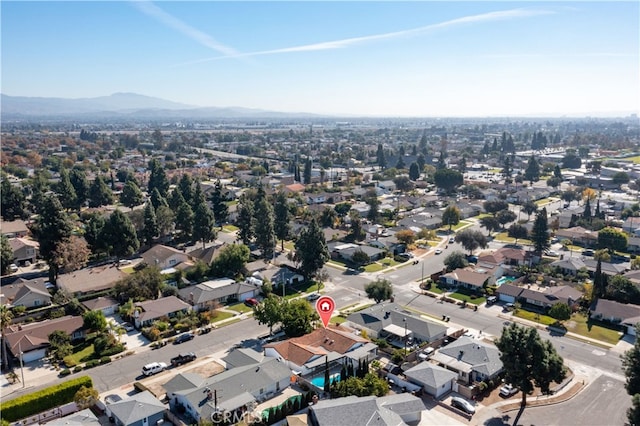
[
  {"xmin": 18, "ymin": 342, "xmax": 25, "ymax": 388},
  {"xmin": 403, "ymin": 318, "xmax": 408, "ymax": 356}
]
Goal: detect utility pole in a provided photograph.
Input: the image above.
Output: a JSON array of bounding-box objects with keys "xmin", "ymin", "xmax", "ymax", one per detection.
[{"xmin": 19, "ymin": 342, "xmax": 25, "ymax": 388}]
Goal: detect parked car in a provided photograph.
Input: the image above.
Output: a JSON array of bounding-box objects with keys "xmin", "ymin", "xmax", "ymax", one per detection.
[
  {"xmin": 244, "ymin": 297, "xmax": 259, "ymax": 307},
  {"xmin": 142, "ymin": 362, "xmax": 167, "ymax": 376},
  {"xmin": 451, "ymin": 396, "xmax": 475, "ymax": 414},
  {"xmin": 8, "ymin": 264, "xmax": 18, "ymax": 273},
  {"xmin": 486, "ymin": 296, "xmax": 497, "ymax": 305},
  {"xmin": 122, "ymin": 322, "xmax": 135, "ymax": 332},
  {"xmin": 466, "ymin": 255, "xmax": 478, "ymax": 264},
  {"xmin": 307, "ymin": 293, "xmax": 321, "ymax": 301},
  {"xmin": 499, "ymin": 383, "xmax": 518, "ymax": 397},
  {"xmin": 582, "ymin": 249, "xmax": 595, "ymax": 256},
  {"xmin": 171, "ymin": 352, "xmax": 197, "ymax": 367},
  {"xmin": 418, "ymin": 347, "xmax": 435, "ymax": 361},
  {"xmin": 174, "ymin": 333, "xmax": 195, "ymax": 344},
  {"xmin": 545, "ymin": 250, "xmax": 560, "ymax": 257},
  {"xmin": 435, "ymin": 249, "xmax": 443, "ymax": 255},
  {"xmin": 504, "ymin": 303, "xmax": 515, "ymax": 311},
  {"xmin": 449, "ymin": 237, "xmax": 455, "ymax": 244}
]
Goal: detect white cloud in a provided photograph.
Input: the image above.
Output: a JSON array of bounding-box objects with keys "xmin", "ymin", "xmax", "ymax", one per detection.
[
  {"xmin": 133, "ymin": 0, "xmax": 240, "ymax": 57},
  {"xmin": 178, "ymin": 7, "xmax": 555, "ymax": 65}
]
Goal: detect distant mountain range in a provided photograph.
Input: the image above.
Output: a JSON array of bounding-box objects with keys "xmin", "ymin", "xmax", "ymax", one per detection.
[{"xmin": 0, "ymin": 93, "xmax": 320, "ymax": 119}]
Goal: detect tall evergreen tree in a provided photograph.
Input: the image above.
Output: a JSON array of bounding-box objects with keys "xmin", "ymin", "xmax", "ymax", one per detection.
[
  {"xmin": 69, "ymin": 168, "xmax": 89, "ymax": 210},
  {"xmin": 56, "ymin": 168, "xmax": 77, "ymax": 211},
  {"xmin": 254, "ymin": 188, "xmax": 276, "ymax": 260},
  {"xmin": 531, "ymin": 207, "xmax": 550, "ymax": 254},
  {"xmin": 376, "ymin": 143, "xmax": 386, "ymax": 170},
  {"xmin": 583, "ymin": 198, "xmax": 592, "ymax": 220},
  {"xmin": 175, "ymin": 201, "xmax": 194, "ymax": 240},
  {"xmin": 102, "ymin": 210, "xmax": 139, "ymax": 260},
  {"xmin": 294, "ymin": 218, "xmax": 330, "ymax": 281},
  {"xmin": 365, "ymin": 190, "xmax": 380, "ymax": 224},
  {"xmin": 409, "ymin": 162, "xmax": 420, "ymax": 181},
  {"xmin": 142, "ymin": 203, "xmax": 159, "ymax": 246},
  {"xmin": 88, "ymin": 175, "xmax": 114, "ymax": 208},
  {"xmin": 1, "ymin": 179, "xmax": 27, "ymax": 220},
  {"xmin": 303, "ymin": 158, "xmax": 312, "ymax": 185},
  {"xmin": 524, "ymin": 155, "xmax": 541, "ymax": 182},
  {"xmin": 192, "ymin": 182, "xmax": 216, "ymax": 249},
  {"xmin": 210, "ymin": 180, "xmax": 229, "ymax": 227},
  {"xmin": 30, "ymin": 195, "xmax": 73, "ymax": 283},
  {"xmin": 274, "ymin": 191, "xmax": 291, "ymax": 251},
  {"xmin": 236, "ymin": 195, "xmax": 255, "ymax": 246},
  {"xmin": 147, "ymin": 158, "xmax": 169, "ymax": 198},
  {"xmin": 120, "ymin": 179, "xmax": 144, "ymax": 208},
  {"xmin": 178, "ymin": 173, "xmax": 194, "ymax": 205},
  {"xmin": 150, "ymin": 188, "xmax": 168, "ymax": 210}
]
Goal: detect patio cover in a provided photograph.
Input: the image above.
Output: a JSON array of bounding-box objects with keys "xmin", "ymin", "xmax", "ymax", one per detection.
[{"xmin": 383, "ymin": 323, "xmax": 412, "ymax": 337}]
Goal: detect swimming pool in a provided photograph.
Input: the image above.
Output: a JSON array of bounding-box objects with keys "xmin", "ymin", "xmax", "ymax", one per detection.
[
  {"xmin": 311, "ymin": 373, "xmax": 341, "ymax": 389},
  {"xmin": 496, "ymin": 276, "xmax": 516, "ymax": 286}
]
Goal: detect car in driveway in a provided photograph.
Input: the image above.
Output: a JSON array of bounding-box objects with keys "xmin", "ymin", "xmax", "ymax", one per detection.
[
  {"xmin": 244, "ymin": 297, "xmax": 259, "ymax": 307},
  {"xmin": 417, "ymin": 347, "xmax": 435, "ymax": 361},
  {"xmin": 174, "ymin": 333, "xmax": 195, "ymax": 344},
  {"xmin": 435, "ymin": 249, "xmax": 443, "ymax": 255},
  {"xmin": 499, "ymin": 383, "xmax": 518, "ymax": 397},
  {"xmin": 451, "ymin": 396, "xmax": 475, "ymax": 414},
  {"xmin": 307, "ymin": 293, "xmax": 321, "ymax": 301},
  {"xmin": 142, "ymin": 362, "xmax": 167, "ymax": 376},
  {"xmin": 122, "ymin": 322, "xmax": 135, "ymax": 332}
]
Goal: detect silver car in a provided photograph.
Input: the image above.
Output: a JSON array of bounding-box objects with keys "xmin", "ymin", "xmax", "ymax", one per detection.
[{"xmin": 451, "ymin": 396, "xmax": 475, "ymax": 414}]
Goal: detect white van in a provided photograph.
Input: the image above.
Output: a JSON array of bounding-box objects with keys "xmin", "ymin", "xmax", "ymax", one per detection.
[{"xmin": 486, "ymin": 296, "xmax": 497, "ymax": 305}]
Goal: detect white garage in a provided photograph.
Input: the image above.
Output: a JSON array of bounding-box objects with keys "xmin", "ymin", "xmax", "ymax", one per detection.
[{"xmin": 404, "ymin": 362, "xmax": 458, "ymax": 399}]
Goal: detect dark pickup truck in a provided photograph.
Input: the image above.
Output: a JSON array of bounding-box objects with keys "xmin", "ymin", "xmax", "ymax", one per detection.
[{"xmin": 170, "ymin": 352, "xmax": 197, "ymax": 367}]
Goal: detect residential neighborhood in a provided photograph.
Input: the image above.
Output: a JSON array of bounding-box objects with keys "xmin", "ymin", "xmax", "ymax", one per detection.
[{"xmin": 2, "ymin": 116, "xmax": 640, "ymax": 426}]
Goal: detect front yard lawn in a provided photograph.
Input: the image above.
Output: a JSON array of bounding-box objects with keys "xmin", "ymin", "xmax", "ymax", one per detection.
[
  {"xmin": 494, "ymin": 232, "xmax": 532, "ymax": 245},
  {"xmin": 364, "ymin": 263, "xmax": 385, "ymax": 273},
  {"xmin": 513, "ymin": 310, "xmax": 557, "ymax": 326},
  {"xmin": 564, "ymin": 314, "xmax": 623, "ymax": 345},
  {"xmin": 227, "ymin": 302, "xmax": 253, "ymax": 314},
  {"xmin": 222, "ymin": 225, "xmax": 239, "ymax": 233},
  {"xmin": 64, "ymin": 342, "xmax": 96, "ymax": 366},
  {"xmin": 449, "ymin": 291, "xmax": 486, "ymax": 305},
  {"xmin": 210, "ymin": 311, "xmax": 236, "ymax": 323}
]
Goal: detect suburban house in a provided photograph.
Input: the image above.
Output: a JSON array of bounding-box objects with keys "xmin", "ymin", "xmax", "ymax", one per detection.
[
  {"xmin": 0, "ymin": 278, "xmax": 51, "ymax": 309},
  {"xmin": 404, "ymin": 362, "xmax": 459, "ymax": 398},
  {"xmin": 496, "ymin": 284, "xmax": 582, "ymax": 309},
  {"xmin": 555, "ymin": 227, "xmax": 598, "ymax": 247},
  {"xmin": 263, "ymin": 325, "xmax": 377, "ymax": 376},
  {"xmin": 82, "ymin": 296, "xmax": 120, "ymax": 316},
  {"xmin": 376, "ymin": 180, "xmax": 396, "ymax": 194},
  {"xmin": 440, "ymin": 264, "xmax": 502, "ymax": 290},
  {"xmin": 133, "ymin": 296, "xmax": 191, "ymax": 329},
  {"xmin": 335, "ymin": 245, "xmax": 386, "ymax": 263},
  {"xmin": 260, "ymin": 266, "xmax": 304, "ymax": 288},
  {"xmin": 221, "ymin": 347, "xmax": 265, "ymax": 370},
  {"xmin": 308, "ymin": 394, "xmax": 425, "ymax": 426},
  {"xmin": 477, "ymin": 247, "xmax": 529, "ymax": 267},
  {"xmin": 590, "ymin": 299, "xmax": 640, "ymax": 336},
  {"xmin": 188, "ymin": 241, "xmax": 225, "ymax": 265},
  {"xmin": 47, "ymin": 409, "xmax": 100, "ymax": 426},
  {"xmin": 8, "ymin": 237, "xmax": 39, "ymax": 266},
  {"xmin": 0, "ymin": 219, "xmax": 29, "ymax": 238},
  {"xmin": 169, "ymin": 357, "xmax": 292, "ymax": 423},
  {"xmin": 345, "ymin": 303, "xmax": 447, "ymax": 345},
  {"xmin": 430, "ymin": 337, "xmax": 503, "ymax": 385},
  {"xmin": 4, "ymin": 315, "xmax": 85, "ymax": 363},
  {"xmin": 178, "ymin": 278, "xmax": 259, "ymax": 311},
  {"xmin": 582, "ymin": 259, "xmax": 628, "ymax": 276},
  {"xmin": 105, "ymin": 390, "xmax": 166, "ymax": 426},
  {"xmin": 141, "ymin": 244, "xmax": 192, "ymax": 271},
  {"xmin": 57, "ymin": 264, "xmax": 127, "ymax": 297}
]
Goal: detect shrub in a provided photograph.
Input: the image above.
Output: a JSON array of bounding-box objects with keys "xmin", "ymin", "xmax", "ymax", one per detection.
[
  {"xmin": 0, "ymin": 375, "xmax": 92, "ymax": 422},
  {"xmin": 101, "ymin": 344, "xmax": 125, "ymax": 357},
  {"xmin": 63, "ymin": 356, "xmax": 77, "ymax": 368},
  {"xmin": 100, "ymin": 356, "xmax": 111, "ymax": 365},
  {"xmin": 133, "ymin": 381, "xmax": 149, "ymax": 393},
  {"xmin": 59, "ymin": 369, "xmax": 71, "ymax": 377},
  {"xmin": 84, "ymin": 360, "xmax": 100, "ymax": 369}
]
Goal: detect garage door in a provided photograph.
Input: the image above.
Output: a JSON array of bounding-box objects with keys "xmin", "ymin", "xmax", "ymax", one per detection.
[
  {"xmin": 22, "ymin": 348, "xmax": 47, "ymax": 363},
  {"xmin": 435, "ymin": 380, "xmax": 453, "ymax": 399},
  {"xmin": 498, "ymin": 294, "xmax": 516, "ymax": 303}
]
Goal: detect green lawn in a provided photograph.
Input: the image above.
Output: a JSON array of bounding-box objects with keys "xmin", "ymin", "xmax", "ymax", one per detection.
[
  {"xmin": 493, "ymin": 232, "xmax": 532, "ymax": 245},
  {"xmin": 564, "ymin": 314, "xmax": 622, "ymax": 345},
  {"xmin": 427, "ymin": 285, "xmax": 445, "ymax": 295},
  {"xmin": 65, "ymin": 343, "xmax": 96, "ymax": 365},
  {"xmin": 477, "ymin": 213, "xmax": 493, "ymax": 220},
  {"xmin": 284, "ymin": 241, "xmax": 295, "ymax": 251},
  {"xmin": 513, "ymin": 310, "xmax": 557, "ymax": 326},
  {"xmin": 535, "ymin": 198, "xmax": 552, "ymax": 206},
  {"xmin": 330, "ymin": 316, "xmax": 347, "ymax": 325},
  {"xmin": 222, "ymin": 224, "xmax": 239, "ymax": 233},
  {"xmin": 364, "ymin": 263, "xmax": 385, "ymax": 272},
  {"xmin": 380, "ymin": 258, "xmax": 400, "ymax": 268},
  {"xmin": 227, "ymin": 302, "xmax": 253, "ymax": 313},
  {"xmin": 211, "ymin": 311, "xmax": 236, "ymax": 322},
  {"xmin": 448, "ymin": 291, "xmax": 486, "ymax": 305},
  {"xmin": 120, "ymin": 266, "xmax": 136, "ymax": 274}
]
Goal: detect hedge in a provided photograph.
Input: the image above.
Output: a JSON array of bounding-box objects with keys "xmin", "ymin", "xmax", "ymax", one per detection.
[{"xmin": 1, "ymin": 375, "xmax": 93, "ymax": 422}]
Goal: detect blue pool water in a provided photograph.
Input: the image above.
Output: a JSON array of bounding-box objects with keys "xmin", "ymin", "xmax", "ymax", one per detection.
[
  {"xmin": 311, "ymin": 373, "xmax": 341, "ymax": 388},
  {"xmin": 496, "ymin": 276, "xmax": 516, "ymax": 286}
]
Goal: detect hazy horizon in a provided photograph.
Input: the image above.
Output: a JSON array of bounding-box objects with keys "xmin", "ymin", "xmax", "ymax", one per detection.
[{"xmin": 2, "ymin": 1, "xmax": 639, "ymax": 118}]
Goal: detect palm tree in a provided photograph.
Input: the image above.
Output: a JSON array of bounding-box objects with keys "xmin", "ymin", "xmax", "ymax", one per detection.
[{"xmin": 1, "ymin": 305, "xmax": 14, "ymax": 370}]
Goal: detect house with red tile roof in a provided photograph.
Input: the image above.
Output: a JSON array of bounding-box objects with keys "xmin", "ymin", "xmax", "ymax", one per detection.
[{"xmin": 263, "ymin": 325, "xmax": 377, "ymax": 376}]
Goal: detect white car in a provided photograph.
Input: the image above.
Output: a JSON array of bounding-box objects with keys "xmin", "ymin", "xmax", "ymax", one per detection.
[
  {"xmin": 451, "ymin": 396, "xmax": 475, "ymax": 414},
  {"xmin": 435, "ymin": 249, "xmax": 443, "ymax": 255},
  {"xmin": 142, "ymin": 362, "xmax": 167, "ymax": 376},
  {"xmin": 418, "ymin": 347, "xmax": 435, "ymax": 361},
  {"xmin": 499, "ymin": 383, "xmax": 518, "ymax": 397},
  {"xmin": 8, "ymin": 264, "xmax": 18, "ymax": 273}
]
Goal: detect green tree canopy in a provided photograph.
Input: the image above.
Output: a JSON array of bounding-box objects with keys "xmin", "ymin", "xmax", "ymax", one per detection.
[
  {"xmin": 236, "ymin": 195, "xmax": 255, "ymax": 246},
  {"xmin": 281, "ymin": 299, "xmax": 319, "ymax": 337},
  {"xmin": 433, "ymin": 169, "xmax": 463, "ymax": 194},
  {"xmin": 0, "ymin": 179, "xmax": 27, "ymax": 221},
  {"xmin": 210, "ymin": 243, "xmax": 250, "ymax": 279},
  {"xmin": 480, "ymin": 216, "xmax": 501, "ymax": 237},
  {"xmin": 1, "ymin": 236, "xmax": 13, "ymax": 276},
  {"xmin": 274, "ymin": 191, "xmax": 292, "ymax": 250},
  {"xmin": 254, "ymin": 188, "xmax": 276, "ymax": 259},
  {"xmin": 483, "ymin": 200, "xmax": 509, "ymax": 216},
  {"xmin": 120, "ymin": 180, "xmax": 144, "ymax": 208},
  {"xmin": 442, "ymin": 206, "xmax": 461, "ymax": 231},
  {"xmin": 455, "ymin": 229, "xmax": 488, "ymax": 255},
  {"xmin": 83, "ymin": 310, "xmax": 107, "ymax": 332},
  {"xmin": 294, "ymin": 218, "xmax": 330, "ymax": 281},
  {"xmin": 597, "ymin": 227, "xmax": 628, "ymax": 252},
  {"xmin": 364, "ymin": 279, "xmax": 393, "ymax": 303},
  {"xmin": 524, "ymin": 156, "xmax": 541, "ymax": 182},
  {"xmin": 507, "ymin": 224, "xmax": 528, "ymax": 244},
  {"xmin": 531, "ymin": 207, "xmax": 550, "ymax": 254},
  {"xmin": 253, "ymin": 295, "xmax": 286, "ymax": 335},
  {"xmin": 351, "ymin": 249, "xmax": 371, "ymax": 267},
  {"xmin": 88, "ymin": 175, "xmax": 114, "ymax": 208},
  {"xmin": 103, "ymin": 210, "xmax": 139, "ymax": 259},
  {"xmin": 548, "ymin": 303, "xmax": 571, "ymax": 321},
  {"xmin": 193, "ymin": 183, "xmax": 216, "ymax": 249},
  {"xmin": 210, "ymin": 180, "xmax": 229, "ymax": 226},
  {"xmin": 495, "ymin": 323, "xmax": 566, "ymax": 406},
  {"xmin": 443, "ymin": 251, "xmax": 468, "ymax": 271}
]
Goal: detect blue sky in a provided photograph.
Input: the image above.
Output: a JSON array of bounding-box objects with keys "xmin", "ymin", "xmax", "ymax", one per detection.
[{"xmin": 2, "ymin": 1, "xmax": 639, "ymax": 117}]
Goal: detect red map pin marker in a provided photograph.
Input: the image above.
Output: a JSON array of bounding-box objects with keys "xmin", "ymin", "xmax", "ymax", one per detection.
[{"xmin": 315, "ymin": 296, "xmax": 336, "ymax": 328}]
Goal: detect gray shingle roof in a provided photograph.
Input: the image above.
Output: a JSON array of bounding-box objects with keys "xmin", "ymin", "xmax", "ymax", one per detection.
[
  {"xmin": 108, "ymin": 391, "xmax": 165, "ymax": 425},
  {"xmin": 310, "ymin": 396, "xmax": 404, "ymax": 426},
  {"xmin": 404, "ymin": 362, "xmax": 458, "ymax": 389},
  {"xmin": 347, "ymin": 303, "xmax": 447, "ymax": 340},
  {"xmin": 437, "ymin": 337, "xmax": 503, "ymax": 377}
]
